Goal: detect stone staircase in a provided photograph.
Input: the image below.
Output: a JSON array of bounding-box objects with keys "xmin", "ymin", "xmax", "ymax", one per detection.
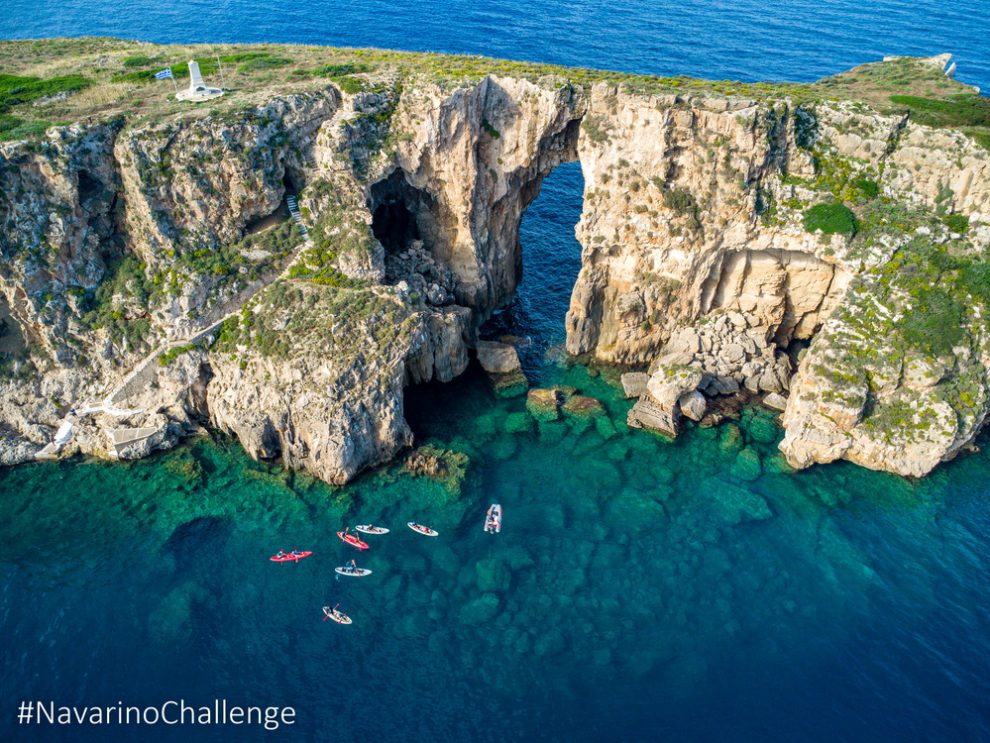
[{"xmin": 286, "ymin": 195, "xmax": 311, "ymax": 244}]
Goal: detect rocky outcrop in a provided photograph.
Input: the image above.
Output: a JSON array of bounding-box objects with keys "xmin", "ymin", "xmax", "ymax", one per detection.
[
  {"xmin": 388, "ymin": 76, "xmax": 583, "ymax": 314},
  {"xmin": 3, "ymin": 47, "xmax": 990, "ymax": 480},
  {"xmin": 628, "ymin": 366, "xmax": 704, "ymax": 436},
  {"xmin": 204, "ymin": 283, "xmax": 469, "ymax": 484}
]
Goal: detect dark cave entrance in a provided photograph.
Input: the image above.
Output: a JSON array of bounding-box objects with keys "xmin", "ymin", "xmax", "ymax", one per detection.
[
  {"xmin": 76, "ymin": 169, "xmax": 103, "ymax": 206},
  {"xmin": 369, "ymin": 169, "xmax": 435, "ymax": 256},
  {"xmin": 282, "ymin": 170, "xmax": 303, "ymax": 197},
  {"xmin": 372, "ymin": 199, "xmax": 420, "ymax": 254},
  {"xmin": 0, "ymin": 293, "xmax": 28, "ymax": 360}
]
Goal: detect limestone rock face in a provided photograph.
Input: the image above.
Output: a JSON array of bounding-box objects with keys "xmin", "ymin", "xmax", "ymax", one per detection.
[
  {"xmin": 204, "ymin": 284, "xmax": 467, "ymax": 485},
  {"xmin": 390, "ymin": 76, "xmax": 583, "ymax": 315},
  {"xmin": 778, "ymin": 277, "xmax": 990, "ymax": 477},
  {"xmin": 564, "ymin": 87, "xmax": 853, "ymax": 367},
  {"xmin": 0, "ymin": 121, "xmax": 127, "ymax": 372},
  {"xmin": 4, "ymin": 57, "xmax": 990, "ymax": 481},
  {"xmin": 115, "ymin": 91, "xmax": 341, "ymax": 269}
]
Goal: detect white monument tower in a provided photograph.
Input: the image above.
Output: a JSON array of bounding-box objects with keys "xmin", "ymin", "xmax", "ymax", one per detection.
[{"xmin": 176, "ymin": 60, "xmax": 224, "ymax": 102}]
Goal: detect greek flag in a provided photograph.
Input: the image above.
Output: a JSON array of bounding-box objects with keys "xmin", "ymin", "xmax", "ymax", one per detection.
[{"xmin": 154, "ymin": 68, "xmax": 173, "ymax": 80}]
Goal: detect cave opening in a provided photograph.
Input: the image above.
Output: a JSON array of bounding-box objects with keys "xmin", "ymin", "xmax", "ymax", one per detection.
[
  {"xmin": 0, "ymin": 293, "xmax": 28, "ymax": 364},
  {"xmin": 282, "ymin": 170, "xmax": 303, "ymax": 197},
  {"xmin": 369, "ymin": 169, "xmax": 435, "ymax": 256},
  {"xmin": 373, "ymin": 199, "xmax": 420, "ymax": 254},
  {"xmin": 481, "ymin": 160, "xmax": 585, "ymax": 376},
  {"xmin": 76, "ymin": 169, "xmax": 103, "ymax": 207}
]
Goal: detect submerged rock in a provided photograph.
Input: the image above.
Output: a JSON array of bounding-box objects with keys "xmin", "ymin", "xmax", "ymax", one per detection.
[
  {"xmin": 404, "ymin": 443, "xmax": 469, "ymax": 496},
  {"xmin": 504, "ymin": 412, "xmax": 534, "ymax": 435},
  {"xmin": 475, "ymin": 558, "xmax": 512, "ymax": 592},
  {"xmin": 526, "ymin": 388, "xmax": 561, "ymax": 422},
  {"xmin": 459, "ymin": 593, "xmax": 501, "ymax": 625},
  {"xmin": 707, "ymin": 480, "xmax": 773, "ymax": 524},
  {"xmin": 492, "ymin": 370, "xmax": 529, "ymax": 398},
  {"xmin": 730, "ymin": 447, "xmax": 763, "ymax": 481},
  {"xmin": 562, "ymin": 395, "xmax": 606, "ymax": 419}
]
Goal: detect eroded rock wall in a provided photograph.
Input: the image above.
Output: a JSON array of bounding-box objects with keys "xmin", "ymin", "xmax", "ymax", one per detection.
[{"xmin": 3, "ymin": 66, "xmax": 990, "ymax": 481}]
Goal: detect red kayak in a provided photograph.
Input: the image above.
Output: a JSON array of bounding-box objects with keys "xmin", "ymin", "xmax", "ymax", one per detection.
[
  {"xmin": 270, "ymin": 550, "xmax": 312, "ymax": 563},
  {"xmin": 337, "ymin": 531, "xmax": 369, "ymax": 551}
]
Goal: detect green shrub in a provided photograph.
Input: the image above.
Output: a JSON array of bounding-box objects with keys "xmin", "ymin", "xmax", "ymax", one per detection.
[
  {"xmin": 901, "ymin": 287, "xmax": 965, "ymax": 356},
  {"xmin": 581, "ymin": 115, "xmax": 611, "ymax": 144},
  {"xmin": 0, "ymin": 114, "xmax": 49, "ymax": 141},
  {"xmin": 158, "ymin": 343, "xmax": 199, "ymax": 366},
  {"xmin": 122, "ymin": 54, "xmax": 160, "ymax": 68},
  {"xmin": 662, "ymin": 188, "xmax": 697, "ymax": 215},
  {"xmin": 0, "ymin": 72, "xmax": 91, "ymax": 113},
  {"xmin": 330, "ymin": 75, "xmax": 367, "ymax": 94},
  {"xmin": 855, "ymin": 178, "xmax": 880, "ymax": 199},
  {"xmin": 802, "ymin": 202, "xmax": 858, "ymax": 235},
  {"xmin": 481, "ymin": 118, "xmax": 501, "ymax": 139},
  {"xmin": 237, "ymin": 56, "xmax": 292, "ymax": 73},
  {"xmin": 942, "ymin": 213, "xmax": 970, "ymax": 234},
  {"xmin": 889, "ymin": 94, "xmax": 990, "ymax": 129},
  {"xmin": 314, "ymin": 63, "xmax": 374, "ymax": 77}
]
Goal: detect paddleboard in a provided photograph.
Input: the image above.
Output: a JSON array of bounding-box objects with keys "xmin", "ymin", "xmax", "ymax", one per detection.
[
  {"xmin": 323, "ymin": 606, "xmax": 352, "ymax": 625},
  {"xmin": 355, "ymin": 525, "xmax": 390, "ymax": 535},
  {"xmin": 337, "ymin": 531, "xmax": 369, "ymax": 550},
  {"xmin": 334, "ymin": 566, "xmax": 372, "ymax": 577},
  {"xmin": 407, "ymin": 522, "xmax": 439, "ymax": 537}
]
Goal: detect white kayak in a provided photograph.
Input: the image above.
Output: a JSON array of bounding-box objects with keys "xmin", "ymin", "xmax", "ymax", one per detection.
[
  {"xmin": 484, "ymin": 503, "xmax": 502, "ymax": 534},
  {"xmin": 334, "ymin": 566, "xmax": 372, "ymax": 577},
  {"xmin": 323, "ymin": 606, "xmax": 352, "ymax": 625},
  {"xmin": 407, "ymin": 522, "xmax": 439, "ymax": 537},
  {"xmin": 355, "ymin": 525, "xmax": 390, "ymax": 535}
]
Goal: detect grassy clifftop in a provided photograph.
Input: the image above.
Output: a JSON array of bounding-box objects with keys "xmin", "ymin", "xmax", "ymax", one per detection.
[{"xmin": 1, "ymin": 37, "xmax": 987, "ymax": 148}]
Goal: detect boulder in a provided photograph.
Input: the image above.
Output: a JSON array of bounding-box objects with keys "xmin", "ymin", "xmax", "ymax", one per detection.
[
  {"xmin": 628, "ymin": 365, "xmax": 705, "ymax": 437},
  {"xmin": 562, "ymin": 395, "xmax": 606, "ymax": 419},
  {"xmin": 492, "ymin": 370, "xmax": 529, "ymax": 398},
  {"xmin": 526, "ymin": 388, "xmax": 561, "ymax": 421},
  {"xmin": 404, "ymin": 444, "xmax": 469, "ymax": 496},
  {"xmin": 646, "ymin": 366, "xmax": 704, "ymax": 409},
  {"xmin": 762, "ymin": 392, "xmax": 788, "ymax": 411},
  {"xmin": 620, "ymin": 372, "xmax": 650, "ymax": 398},
  {"xmin": 627, "ymin": 395, "xmax": 678, "ymax": 436},
  {"xmin": 708, "ymin": 375, "xmax": 740, "ymax": 396},
  {"xmin": 678, "ymin": 390, "xmax": 707, "ymax": 421},
  {"xmin": 476, "ymin": 340, "xmax": 522, "ymax": 375}
]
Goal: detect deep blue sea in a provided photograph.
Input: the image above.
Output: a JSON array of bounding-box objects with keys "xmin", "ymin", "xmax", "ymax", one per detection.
[{"xmin": 2, "ymin": 2, "xmax": 990, "ymax": 741}]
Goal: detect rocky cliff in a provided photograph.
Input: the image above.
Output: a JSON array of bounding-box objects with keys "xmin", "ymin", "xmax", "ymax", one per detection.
[{"xmin": 1, "ymin": 40, "xmax": 988, "ymax": 480}]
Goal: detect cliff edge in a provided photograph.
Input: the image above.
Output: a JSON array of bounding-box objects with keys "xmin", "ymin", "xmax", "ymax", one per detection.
[{"xmin": 1, "ymin": 39, "xmax": 988, "ymax": 480}]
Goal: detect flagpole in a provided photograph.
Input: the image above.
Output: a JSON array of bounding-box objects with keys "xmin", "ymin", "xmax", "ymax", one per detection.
[{"xmin": 214, "ymin": 49, "xmax": 226, "ymax": 88}]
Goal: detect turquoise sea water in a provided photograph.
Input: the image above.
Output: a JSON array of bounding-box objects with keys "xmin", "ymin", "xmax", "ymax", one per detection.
[{"xmin": 3, "ymin": 2, "xmax": 990, "ymax": 740}]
